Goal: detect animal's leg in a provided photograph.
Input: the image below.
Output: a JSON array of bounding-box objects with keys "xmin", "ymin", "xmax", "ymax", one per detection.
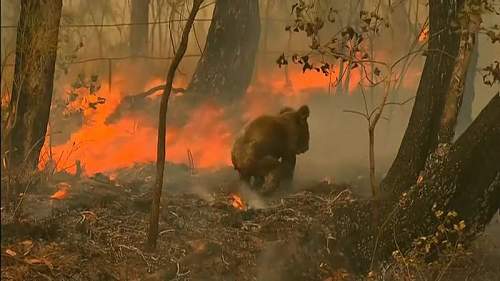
[
  {"xmin": 260, "ymin": 168, "xmax": 281, "ymax": 195},
  {"xmin": 280, "ymin": 154, "xmax": 296, "ymax": 182},
  {"xmin": 239, "ymin": 172, "xmax": 251, "ymax": 184},
  {"xmin": 252, "ymin": 176, "xmax": 265, "ymax": 188}
]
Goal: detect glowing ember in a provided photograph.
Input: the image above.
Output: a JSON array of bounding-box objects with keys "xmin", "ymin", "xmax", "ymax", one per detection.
[
  {"xmin": 50, "ymin": 182, "xmax": 70, "ymax": 200},
  {"xmin": 418, "ymin": 25, "xmax": 429, "ymax": 42},
  {"xmin": 229, "ymin": 193, "xmax": 246, "ymax": 210}
]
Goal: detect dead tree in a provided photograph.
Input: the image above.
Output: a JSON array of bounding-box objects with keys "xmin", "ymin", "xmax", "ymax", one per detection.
[
  {"xmin": 147, "ymin": 0, "xmax": 204, "ymax": 251},
  {"xmin": 187, "ymin": 0, "xmax": 260, "ymax": 103},
  {"xmin": 130, "ymin": 0, "xmax": 150, "ymax": 55},
  {"xmin": 6, "ymin": 0, "xmax": 62, "ymax": 195}
]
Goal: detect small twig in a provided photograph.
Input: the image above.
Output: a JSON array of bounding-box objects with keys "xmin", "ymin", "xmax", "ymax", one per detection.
[
  {"xmin": 343, "ymin": 109, "xmax": 369, "ymax": 120},
  {"xmin": 175, "ymin": 262, "xmax": 190, "ymax": 277},
  {"xmin": 392, "ymin": 220, "xmax": 412, "ymax": 279},
  {"xmin": 159, "ymin": 229, "xmax": 175, "ymax": 235},
  {"xmin": 221, "ymin": 250, "xmax": 229, "ymax": 266},
  {"xmin": 117, "ymin": 244, "xmax": 151, "ymax": 269}
]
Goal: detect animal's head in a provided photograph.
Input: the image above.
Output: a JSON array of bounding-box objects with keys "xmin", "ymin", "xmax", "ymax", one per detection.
[
  {"xmin": 293, "ymin": 105, "xmax": 310, "ymax": 154},
  {"xmin": 279, "ymin": 107, "xmax": 294, "ymax": 115}
]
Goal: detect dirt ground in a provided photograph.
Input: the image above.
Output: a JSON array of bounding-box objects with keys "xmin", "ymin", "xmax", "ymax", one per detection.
[{"xmin": 1, "ymin": 164, "xmax": 499, "ymax": 281}]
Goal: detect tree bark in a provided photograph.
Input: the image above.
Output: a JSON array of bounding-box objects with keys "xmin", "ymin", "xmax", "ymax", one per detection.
[
  {"xmin": 8, "ymin": 0, "xmax": 62, "ymax": 171},
  {"xmin": 455, "ymin": 33, "xmax": 479, "ymax": 138},
  {"xmin": 379, "ymin": 93, "xmax": 500, "ymax": 266},
  {"xmin": 437, "ymin": 13, "xmax": 481, "ymax": 144},
  {"xmin": 187, "ymin": 0, "xmax": 260, "ymax": 103},
  {"xmin": 146, "ymin": 0, "xmax": 203, "ymax": 251},
  {"xmin": 323, "ymin": 94, "xmax": 500, "ymax": 273},
  {"xmin": 380, "ymin": 0, "xmax": 464, "ymax": 199},
  {"xmin": 130, "ymin": 0, "xmax": 150, "ymax": 56}
]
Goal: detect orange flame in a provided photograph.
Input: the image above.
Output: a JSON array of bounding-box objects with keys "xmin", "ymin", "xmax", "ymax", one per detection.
[
  {"xmin": 230, "ymin": 193, "xmax": 246, "ymax": 210},
  {"xmin": 38, "ymin": 59, "xmax": 422, "ymax": 177},
  {"xmin": 418, "ymin": 25, "xmax": 429, "ymax": 42},
  {"xmin": 50, "ymin": 182, "xmax": 70, "ymax": 200},
  {"xmin": 40, "ymin": 74, "xmax": 232, "ymax": 175}
]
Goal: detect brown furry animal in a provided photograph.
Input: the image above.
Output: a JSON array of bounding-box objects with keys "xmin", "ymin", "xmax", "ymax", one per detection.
[{"xmin": 231, "ymin": 105, "xmax": 310, "ymax": 194}]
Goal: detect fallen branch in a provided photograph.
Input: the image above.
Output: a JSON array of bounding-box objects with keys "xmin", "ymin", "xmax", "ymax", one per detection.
[{"xmin": 129, "ymin": 85, "xmax": 185, "ymax": 100}]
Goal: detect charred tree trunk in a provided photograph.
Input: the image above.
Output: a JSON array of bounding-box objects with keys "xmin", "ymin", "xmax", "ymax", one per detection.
[
  {"xmin": 130, "ymin": 0, "xmax": 150, "ymax": 56},
  {"xmin": 377, "ymin": 93, "xmax": 500, "ymax": 266},
  {"xmin": 7, "ymin": 0, "xmax": 62, "ymax": 172},
  {"xmin": 455, "ymin": 33, "xmax": 479, "ymax": 138},
  {"xmin": 323, "ymin": 94, "xmax": 500, "ymax": 273},
  {"xmin": 187, "ymin": 0, "xmax": 260, "ymax": 103},
  {"xmin": 380, "ymin": 0, "xmax": 464, "ymax": 198}
]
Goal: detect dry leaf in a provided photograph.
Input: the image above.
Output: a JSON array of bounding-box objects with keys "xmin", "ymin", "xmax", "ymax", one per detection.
[
  {"xmin": 5, "ymin": 249, "xmax": 17, "ymax": 257},
  {"xmin": 21, "ymin": 240, "xmax": 33, "ymax": 247},
  {"xmin": 25, "ymin": 258, "xmax": 43, "ymax": 264}
]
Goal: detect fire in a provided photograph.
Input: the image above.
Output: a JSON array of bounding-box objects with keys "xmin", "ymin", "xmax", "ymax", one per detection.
[
  {"xmin": 167, "ymin": 102, "xmax": 233, "ymax": 168},
  {"xmin": 254, "ymin": 66, "xmax": 362, "ymax": 97},
  {"xmin": 40, "ymin": 74, "xmax": 232, "ymax": 175},
  {"xmin": 229, "ymin": 193, "xmax": 246, "ymax": 210},
  {"xmin": 38, "ymin": 57, "xmax": 421, "ymax": 177},
  {"xmin": 418, "ymin": 25, "xmax": 429, "ymax": 42},
  {"xmin": 50, "ymin": 182, "xmax": 70, "ymax": 200}
]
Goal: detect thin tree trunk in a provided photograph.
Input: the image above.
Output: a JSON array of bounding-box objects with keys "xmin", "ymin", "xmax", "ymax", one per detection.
[
  {"xmin": 146, "ymin": 0, "xmax": 203, "ymax": 251},
  {"xmin": 368, "ymin": 127, "xmax": 376, "ymax": 196},
  {"xmin": 130, "ymin": 0, "xmax": 150, "ymax": 56},
  {"xmin": 187, "ymin": 0, "xmax": 260, "ymax": 103},
  {"xmin": 381, "ymin": 0, "xmax": 465, "ymax": 199}
]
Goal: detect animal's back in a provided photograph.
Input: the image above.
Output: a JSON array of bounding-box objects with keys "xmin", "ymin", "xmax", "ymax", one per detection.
[{"xmin": 231, "ymin": 115, "xmax": 286, "ymax": 172}]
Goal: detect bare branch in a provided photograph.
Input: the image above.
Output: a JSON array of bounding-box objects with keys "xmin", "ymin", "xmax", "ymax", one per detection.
[{"xmin": 343, "ymin": 109, "xmax": 369, "ymax": 120}]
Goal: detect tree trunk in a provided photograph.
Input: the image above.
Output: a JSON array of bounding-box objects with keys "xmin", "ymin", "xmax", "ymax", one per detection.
[
  {"xmin": 380, "ymin": 0, "xmax": 464, "ymax": 198},
  {"xmin": 187, "ymin": 0, "xmax": 260, "ymax": 103},
  {"xmin": 368, "ymin": 128, "xmax": 376, "ymax": 197},
  {"xmin": 378, "ymin": 93, "xmax": 500, "ymax": 266},
  {"xmin": 130, "ymin": 0, "xmax": 150, "ymax": 56},
  {"xmin": 146, "ymin": 0, "xmax": 203, "ymax": 251},
  {"xmin": 455, "ymin": 33, "xmax": 479, "ymax": 138},
  {"xmin": 8, "ymin": 0, "xmax": 62, "ymax": 172},
  {"xmin": 437, "ymin": 13, "xmax": 481, "ymax": 144},
  {"xmin": 322, "ymin": 94, "xmax": 500, "ymax": 273}
]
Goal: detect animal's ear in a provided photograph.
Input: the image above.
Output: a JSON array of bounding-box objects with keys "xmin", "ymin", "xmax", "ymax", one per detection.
[
  {"xmin": 297, "ymin": 105, "xmax": 309, "ymax": 119},
  {"xmin": 279, "ymin": 107, "xmax": 294, "ymax": 114}
]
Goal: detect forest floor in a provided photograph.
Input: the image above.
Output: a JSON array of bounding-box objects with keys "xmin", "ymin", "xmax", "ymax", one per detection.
[{"xmin": 1, "ymin": 163, "xmax": 500, "ymax": 281}]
